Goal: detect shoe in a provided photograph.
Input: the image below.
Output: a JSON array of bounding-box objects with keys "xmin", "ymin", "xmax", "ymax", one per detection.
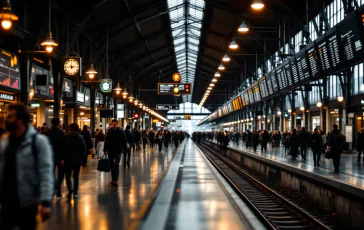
[{"xmin": 67, "ymin": 190, "xmax": 73, "ymax": 200}]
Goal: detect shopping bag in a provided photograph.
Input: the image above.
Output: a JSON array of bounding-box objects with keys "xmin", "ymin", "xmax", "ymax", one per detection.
[
  {"xmin": 97, "ymin": 154, "xmax": 110, "ymax": 172},
  {"xmin": 324, "ymin": 147, "xmax": 332, "ymax": 159}
]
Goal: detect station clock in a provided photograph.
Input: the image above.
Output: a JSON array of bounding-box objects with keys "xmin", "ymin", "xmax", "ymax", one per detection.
[{"xmin": 62, "ymin": 56, "xmax": 82, "ymax": 78}]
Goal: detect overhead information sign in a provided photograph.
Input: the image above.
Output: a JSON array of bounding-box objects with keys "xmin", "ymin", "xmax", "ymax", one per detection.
[
  {"xmin": 283, "ymin": 60, "xmax": 293, "ymax": 88},
  {"xmin": 270, "ymin": 71, "xmax": 279, "ymax": 93},
  {"xmin": 156, "ymin": 104, "xmax": 170, "ymax": 110},
  {"xmin": 296, "ymin": 48, "xmax": 311, "ymax": 83},
  {"xmin": 289, "ymin": 56, "xmax": 300, "ymax": 85},
  {"xmin": 259, "ymin": 77, "xmax": 269, "ymax": 99},
  {"xmin": 252, "ymin": 83, "xmax": 261, "ymax": 101},
  {"xmin": 306, "ymin": 42, "xmax": 321, "ymax": 80},
  {"xmin": 158, "ymin": 83, "xmax": 191, "ymax": 95},
  {"xmin": 326, "ymin": 26, "xmax": 342, "ymax": 70},
  {"xmin": 275, "ymin": 66, "xmax": 287, "ymax": 91},
  {"xmin": 265, "ymin": 73, "xmax": 274, "ymax": 95},
  {"xmin": 247, "ymin": 87, "xmax": 254, "ymax": 103}
]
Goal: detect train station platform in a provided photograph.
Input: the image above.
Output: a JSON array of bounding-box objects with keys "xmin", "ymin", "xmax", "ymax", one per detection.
[
  {"xmin": 37, "ymin": 139, "xmax": 264, "ymax": 230},
  {"xmin": 137, "ymin": 139, "xmax": 263, "ymax": 230},
  {"xmin": 209, "ymin": 139, "xmax": 364, "ymax": 198},
  {"xmin": 38, "ymin": 143, "xmax": 180, "ymax": 230}
]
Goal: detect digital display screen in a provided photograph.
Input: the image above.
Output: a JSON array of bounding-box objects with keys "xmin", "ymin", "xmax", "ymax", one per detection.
[
  {"xmin": 158, "ymin": 83, "xmax": 191, "ymax": 95},
  {"xmin": 270, "ymin": 71, "xmax": 279, "ymax": 93},
  {"xmin": 337, "ymin": 11, "xmax": 364, "ymax": 64},
  {"xmin": 326, "ymin": 26, "xmax": 342, "ymax": 70},
  {"xmin": 289, "ymin": 56, "xmax": 300, "ymax": 85},
  {"xmin": 0, "ymin": 49, "xmax": 20, "ymax": 90},
  {"xmin": 247, "ymin": 87, "xmax": 255, "ymax": 103},
  {"xmin": 283, "ymin": 60, "xmax": 293, "ymax": 88},
  {"xmin": 296, "ymin": 48, "xmax": 311, "ymax": 82},
  {"xmin": 265, "ymin": 73, "xmax": 274, "ymax": 95},
  {"xmin": 316, "ymin": 33, "xmax": 332, "ymax": 74},
  {"xmin": 242, "ymin": 90, "xmax": 249, "ymax": 106},
  {"xmin": 252, "ymin": 83, "xmax": 261, "ymax": 101},
  {"xmin": 306, "ymin": 42, "xmax": 321, "ymax": 80},
  {"xmin": 275, "ymin": 66, "xmax": 287, "ymax": 90},
  {"xmin": 258, "ymin": 77, "xmax": 269, "ymax": 99}
]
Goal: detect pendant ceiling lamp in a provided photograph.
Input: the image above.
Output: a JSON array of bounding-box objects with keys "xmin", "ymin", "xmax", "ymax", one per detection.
[
  {"xmin": 238, "ymin": 21, "xmax": 249, "ymax": 32},
  {"xmin": 0, "ymin": 0, "xmax": 18, "ymax": 30},
  {"xmin": 214, "ymin": 71, "xmax": 221, "ymax": 77},
  {"xmin": 41, "ymin": 0, "xmax": 58, "ymax": 53},
  {"xmin": 251, "ymin": 0, "xmax": 264, "ymax": 10},
  {"xmin": 222, "ymin": 53, "xmax": 230, "ymax": 62},
  {"xmin": 229, "ymin": 39, "xmax": 238, "ymax": 49},
  {"xmin": 218, "ymin": 63, "xmax": 225, "ymax": 70}
]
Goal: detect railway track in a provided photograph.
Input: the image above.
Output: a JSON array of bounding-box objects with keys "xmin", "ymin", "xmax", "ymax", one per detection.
[{"xmin": 198, "ymin": 142, "xmax": 332, "ymax": 230}]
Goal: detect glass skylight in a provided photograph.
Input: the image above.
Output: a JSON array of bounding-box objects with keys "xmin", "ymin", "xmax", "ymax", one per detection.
[{"xmin": 167, "ymin": 0, "xmax": 205, "ymax": 102}]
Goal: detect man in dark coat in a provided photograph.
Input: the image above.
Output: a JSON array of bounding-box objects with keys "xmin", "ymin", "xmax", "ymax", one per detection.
[
  {"xmin": 46, "ymin": 118, "xmax": 66, "ymax": 197},
  {"xmin": 327, "ymin": 124, "xmax": 346, "ymax": 172},
  {"xmin": 103, "ymin": 120, "xmax": 128, "ymax": 185},
  {"xmin": 80, "ymin": 125, "xmax": 92, "ymax": 166},
  {"xmin": 298, "ymin": 127, "xmax": 310, "ymax": 160},
  {"xmin": 289, "ymin": 129, "xmax": 300, "ymax": 160}
]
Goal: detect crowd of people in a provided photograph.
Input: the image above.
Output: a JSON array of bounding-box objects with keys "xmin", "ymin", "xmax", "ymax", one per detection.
[
  {"xmin": 0, "ymin": 102, "xmax": 187, "ymax": 230},
  {"xmin": 194, "ymin": 124, "xmax": 348, "ymax": 173}
]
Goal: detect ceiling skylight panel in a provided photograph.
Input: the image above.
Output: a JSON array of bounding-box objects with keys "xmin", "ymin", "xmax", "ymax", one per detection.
[
  {"xmin": 167, "ymin": 0, "xmax": 184, "ymax": 8},
  {"xmin": 175, "ymin": 44, "xmax": 185, "ymax": 52}
]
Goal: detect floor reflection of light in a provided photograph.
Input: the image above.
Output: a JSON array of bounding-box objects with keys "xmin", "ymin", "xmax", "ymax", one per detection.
[{"xmin": 84, "ymin": 204, "xmax": 89, "ymax": 217}]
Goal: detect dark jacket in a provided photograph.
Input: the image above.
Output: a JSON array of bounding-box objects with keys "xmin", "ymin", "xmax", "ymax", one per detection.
[
  {"xmin": 262, "ymin": 132, "xmax": 270, "ymax": 143},
  {"xmin": 357, "ymin": 133, "xmax": 364, "ymax": 151},
  {"xmin": 103, "ymin": 128, "xmax": 127, "ymax": 153},
  {"xmin": 289, "ymin": 133, "xmax": 300, "ymax": 149},
  {"xmin": 125, "ymin": 129, "xmax": 133, "ymax": 147},
  {"xmin": 328, "ymin": 129, "xmax": 345, "ymax": 153},
  {"xmin": 310, "ymin": 133, "xmax": 323, "ymax": 152},
  {"xmin": 133, "ymin": 130, "xmax": 141, "ymax": 142},
  {"xmin": 148, "ymin": 131, "xmax": 155, "ymax": 140},
  {"xmin": 222, "ymin": 135, "xmax": 230, "ymax": 146},
  {"xmin": 95, "ymin": 133, "xmax": 105, "ymax": 147},
  {"xmin": 298, "ymin": 131, "xmax": 310, "ymax": 146},
  {"xmin": 64, "ymin": 131, "xmax": 86, "ymax": 165},
  {"xmin": 80, "ymin": 129, "xmax": 92, "ymax": 150},
  {"xmin": 46, "ymin": 126, "xmax": 65, "ymax": 163}
]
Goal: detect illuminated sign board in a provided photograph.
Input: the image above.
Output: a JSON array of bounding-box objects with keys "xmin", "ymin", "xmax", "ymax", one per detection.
[{"xmin": 158, "ymin": 83, "xmax": 191, "ymax": 95}]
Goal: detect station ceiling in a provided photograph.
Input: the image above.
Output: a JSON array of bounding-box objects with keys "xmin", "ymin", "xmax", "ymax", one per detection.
[{"xmin": 6, "ymin": 0, "xmax": 333, "ymax": 110}]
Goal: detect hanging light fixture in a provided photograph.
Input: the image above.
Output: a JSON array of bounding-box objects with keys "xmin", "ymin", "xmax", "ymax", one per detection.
[
  {"xmin": 40, "ymin": 0, "xmax": 58, "ymax": 53},
  {"xmin": 300, "ymin": 106, "xmax": 305, "ymax": 111},
  {"xmin": 229, "ymin": 39, "xmax": 238, "ymax": 49},
  {"xmin": 337, "ymin": 96, "xmax": 344, "ymax": 102},
  {"xmin": 113, "ymin": 82, "xmax": 122, "ymax": 95},
  {"xmin": 222, "ymin": 53, "xmax": 230, "ymax": 62},
  {"xmin": 212, "ymin": 78, "xmax": 217, "ymax": 82},
  {"xmin": 251, "ymin": 0, "xmax": 264, "ymax": 10},
  {"xmin": 128, "ymin": 95, "xmax": 134, "ymax": 103},
  {"xmin": 134, "ymin": 98, "xmax": 139, "ymax": 106},
  {"xmin": 86, "ymin": 64, "xmax": 97, "ymax": 80},
  {"xmin": 316, "ymin": 101, "xmax": 322, "ymax": 108},
  {"xmin": 0, "ymin": 0, "xmax": 18, "ymax": 31},
  {"xmin": 214, "ymin": 71, "xmax": 221, "ymax": 77},
  {"xmin": 209, "ymin": 83, "xmax": 215, "ymax": 87},
  {"xmin": 238, "ymin": 21, "xmax": 249, "ymax": 32},
  {"xmin": 138, "ymin": 101, "xmax": 143, "ymax": 106},
  {"xmin": 218, "ymin": 63, "xmax": 225, "ymax": 70},
  {"xmin": 208, "ymin": 87, "xmax": 212, "ymax": 90},
  {"xmin": 122, "ymin": 88, "xmax": 128, "ymax": 99}
]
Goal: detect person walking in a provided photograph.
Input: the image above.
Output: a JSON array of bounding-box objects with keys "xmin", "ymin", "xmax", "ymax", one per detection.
[
  {"xmin": 148, "ymin": 129, "xmax": 155, "ymax": 149},
  {"xmin": 46, "ymin": 117, "xmax": 66, "ymax": 198},
  {"xmin": 141, "ymin": 130, "xmax": 148, "ymax": 150},
  {"xmin": 310, "ymin": 128, "xmax": 323, "ymax": 167},
  {"xmin": 289, "ymin": 129, "xmax": 300, "ymax": 160},
  {"xmin": 222, "ymin": 131, "xmax": 230, "ymax": 153},
  {"xmin": 80, "ymin": 125, "xmax": 92, "ymax": 166},
  {"xmin": 356, "ymin": 128, "xmax": 364, "ymax": 162},
  {"xmin": 132, "ymin": 128, "xmax": 141, "ymax": 152},
  {"xmin": 95, "ymin": 128, "xmax": 106, "ymax": 157},
  {"xmin": 156, "ymin": 130, "xmax": 164, "ymax": 152},
  {"xmin": 298, "ymin": 127, "xmax": 310, "ymax": 160},
  {"xmin": 124, "ymin": 125, "xmax": 133, "ymax": 167},
  {"xmin": 64, "ymin": 123, "xmax": 86, "ymax": 199},
  {"xmin": 103, "ymin": 119, "xmax": 128, "ymax": 186},
  {"xmin": 0, "ymin": 103, "xmax": 54, "ymax": 230},
  {"xmin": 327, "ymin": 124, "xmax": 346, "ymax": 172},
  {"xmin": 252, "ymin": 131, "xmax": 260, "ymax": 152},
  {"xmin": 261, "ymin": 130, "xmax": 270, "ymax": 153}
]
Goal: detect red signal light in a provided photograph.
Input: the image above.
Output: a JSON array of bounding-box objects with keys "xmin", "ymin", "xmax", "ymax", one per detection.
[
  {"xmin": 185, "ymin": 84, "xmax": 189, "ymax": 88},
  {"xmin": 134, "ymin": 113, "xmax": 139, "ymax": 118}
]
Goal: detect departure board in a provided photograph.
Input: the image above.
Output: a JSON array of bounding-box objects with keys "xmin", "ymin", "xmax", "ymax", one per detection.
[
  {"xmin": 289, "ymin": 56, "xmax": 300, "ymax": 85},
  {"xmin": 247, "ymin": 87, "xmax": 255, "ymax": 103},
  {"xmin": 266, "ymin": 73, "xmax": 274, "ymax": 95},
  {"xmin": 253, "ymin": 83, "xmax": 261, "ymax": 101},
  {"xmin": 316, "ymin": 33, "xmax": 332, "ymax": 74},
  {"xmin": 270, "ymin": 71, "xmax": 279, "ymax": 93},
  {"xmin": 275, "ymin": 66, "xmax": 287, "ymax": 90},
  {"xmin": 337, "ymin": 11, "xmax": 364, "ymax": 63},
  {"xmin": 243, "ymin": 90, "xmax": 249, "ymax": 105},
  {"xmin": 326, "ymin": 26, "xmax": 342, "ymax": 70},
  {"xmin": 296, "ymin": 48, "xmax": 311, "ymax": 82},
  {"xmin": 306, "ymin": 42, "xmax": 321, "ymax": 80},
  {"xmin": 259, "ymin": 77, "xmax": 269, "ymax": 98},
  {"xmin": 283, "ymin": 60, "xmax": 293, "ymax": 88}
]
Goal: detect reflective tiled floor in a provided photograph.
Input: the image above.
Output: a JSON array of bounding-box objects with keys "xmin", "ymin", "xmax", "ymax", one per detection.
[
  {"xmin": 140, "ymin": 139, "xmax": 257, "ymax": 230},
  {"xmin": 210, "ymin": 139, "xmax": 364, "ymax": 189},
  {"xmin": 38, "ymin": 143, "xmax": 178, "ymax": 230}
]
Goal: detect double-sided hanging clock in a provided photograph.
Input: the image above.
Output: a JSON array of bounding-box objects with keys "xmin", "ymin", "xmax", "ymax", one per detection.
[{"xmin": 62, "ymin": 57, "xmax": 82, "ymax": 78}]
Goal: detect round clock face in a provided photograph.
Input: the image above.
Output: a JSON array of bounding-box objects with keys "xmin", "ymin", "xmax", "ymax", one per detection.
[
  {"xmin": 64, "ymin": 58, "xmax": 80, "ymax": 76},
  {"xmin": 100, "ymin": 81, "xmax": 111, "ymax": 92}
]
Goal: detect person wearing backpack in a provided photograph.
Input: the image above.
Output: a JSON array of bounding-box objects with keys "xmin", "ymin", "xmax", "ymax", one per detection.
[
  {"xmin": 327, "ymin": 124, "xmax": 346, "ymax": 172},
  {"xmin": 0, "ymin": 103, "xmax": 54, "ymax": 230}
]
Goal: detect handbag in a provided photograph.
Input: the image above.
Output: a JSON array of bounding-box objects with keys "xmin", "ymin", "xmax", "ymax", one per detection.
[
  {"xmin": 97, "ymin": 154, "xmax": 110, "ymax": 172},
  {"xmin": 324, "ymin": 146, "xmax": 332, "ymax": 159}
]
